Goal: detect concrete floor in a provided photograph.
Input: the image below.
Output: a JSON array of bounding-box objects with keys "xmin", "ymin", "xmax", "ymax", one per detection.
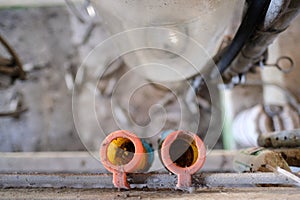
[{"xmin": 0, "ymin": 187, "xmax": 299, "ymax": 200}]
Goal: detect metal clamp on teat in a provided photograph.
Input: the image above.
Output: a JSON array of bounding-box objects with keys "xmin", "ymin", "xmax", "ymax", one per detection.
[
  {"xmin": 158, "ymin": 130, "xmax": 206, "ymax": 189},
  {"xmin": 100, "ymin": 130, "xmax": 153, "ymax": 189}
]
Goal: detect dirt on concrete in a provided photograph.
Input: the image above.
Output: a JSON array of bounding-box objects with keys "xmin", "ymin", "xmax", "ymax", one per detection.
[{"xmin": 0, "ymin": 187, "xmax": 299, "ymax": 200}]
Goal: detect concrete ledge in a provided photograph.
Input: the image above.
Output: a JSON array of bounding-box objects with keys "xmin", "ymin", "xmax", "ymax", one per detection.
[
  {"xmin": 0, "ymin": 172, "xmax": 297, "ymax": 189},
  {"xmin": 0, "ymin": 150, "xmax": 235, "ymax": 173}
]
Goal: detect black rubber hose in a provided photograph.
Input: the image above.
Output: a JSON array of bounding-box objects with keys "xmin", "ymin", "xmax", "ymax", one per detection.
[{"xmin": 217, "ymin": 0, "xmax": 271, "ymax": 74}]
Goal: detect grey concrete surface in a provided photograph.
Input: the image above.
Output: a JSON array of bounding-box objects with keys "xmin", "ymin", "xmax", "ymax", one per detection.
[
  {"xmin": 1, "ymin": 187, "xmax": 299, "ymax": 200},
  {"xmin": 0, "ymin": 7, "xmax": 84, "ymax": 151},
  {"xmin": 0, "ymin": 150, "xmax": 236, "ymax": 173},
  {"xmin": 1, "ymin": 172, "xmax": 298, "ymax": 189}
]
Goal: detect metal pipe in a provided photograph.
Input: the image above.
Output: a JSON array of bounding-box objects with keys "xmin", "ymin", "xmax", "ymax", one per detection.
[
  {"xmin": 158, "ymin": 130, "xmax": 206, "ymax": 189},
  {"xmin": 216, "ymin": 0, "xmax": 271, "ymax": 75},
  {"xmin": 223, "ymin": 0, "xmax": 300, "ymax": 81},
  {"xmin": 99, "ymin": 130, "xmax": 153, "ymax": 189}
]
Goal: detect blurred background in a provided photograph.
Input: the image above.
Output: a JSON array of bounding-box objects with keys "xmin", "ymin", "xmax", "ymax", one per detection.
[{"xmin": 0, "ymin": 0, "xmax": 299, "ymax": 154}]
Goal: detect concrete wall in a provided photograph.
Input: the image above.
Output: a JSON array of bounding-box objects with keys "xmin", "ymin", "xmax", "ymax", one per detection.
[{"xmin": 0, "ymin": 7, "xmax": 83, "ymax": 151}]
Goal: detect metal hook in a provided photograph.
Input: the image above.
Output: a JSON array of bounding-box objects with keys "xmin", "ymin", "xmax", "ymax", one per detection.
[
  {"xmin": 263, "ymin": 56, "xmax": 294, "ymax": 73},
  {"xmin": 264, "ymin": 104, "xmax": 283, "ymax": 117}
]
